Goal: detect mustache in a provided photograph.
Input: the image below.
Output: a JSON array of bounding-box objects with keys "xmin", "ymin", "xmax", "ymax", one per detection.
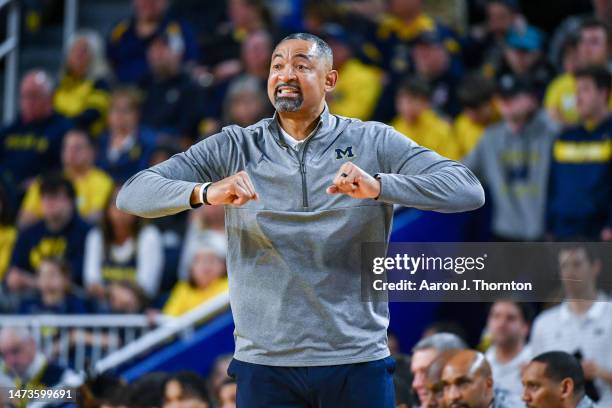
[{"xmin": 275, "ymin": 82, "xmax": 301, "ymax": 92}]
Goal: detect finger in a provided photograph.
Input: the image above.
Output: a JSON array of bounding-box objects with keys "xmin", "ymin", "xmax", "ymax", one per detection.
[
  {"xmin": 232, "ymin": 181, "xmax": 252, "ymax": 199},
  {"xmin": 241, "ymin": 173, "xmax": 258, "ymax": 199},
  {"xmin": 326, "ymin": 185, "xmax": 340, "ymax": 194}
]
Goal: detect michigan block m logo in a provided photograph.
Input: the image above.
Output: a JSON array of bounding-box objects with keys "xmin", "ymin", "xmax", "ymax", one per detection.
[{"xmin": 335, "ymin": 146, "xmax": 355, "ymax": 160}]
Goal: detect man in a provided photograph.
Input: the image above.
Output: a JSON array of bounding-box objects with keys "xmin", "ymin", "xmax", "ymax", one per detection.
[
  {"xmin": 19, "ymin": 128, "xmax": 114, "ymax": 227},
  {"xmin": 530, "ymin": 245, "xmax": 612, "ymax": 406},
  {"xmin": 392, "ymin": 78, "xmax": 460, "ymax": 160},
  {"xmin": 0, "ymin": 327, "xmax": 82, "ymax": 406},
  {"xmin": 106, "ymin": 0, "xmax": 198, "ymax": 84},
  {"xmin": 463, "ymin": 74, "xmax": 559, "ymax": 241},
  {"xmin": 0, "ymin": 70, "xmax": 73, "ymax": 195},
  {"xmin": 547, "ymin": 66, "xmax": 612, "ymax": 240},
  {"xmin": 140, "ymin": 32, "xmax": 206, "ymax": 149},
  {"xmin": 485, "ymin": 301, "xmax": 533, "ymax": 402},
  {"xmin": 412, "ymin": 30, "xmax": 464, "ymax": 118},
  {"xmin": 420, "ymin": 350, "xmax": 458, "ymax": 408},
  {"xmin": 522, "ymin": 351, "xmax": 596, "ymax": 408},
  {"xmin": 117, "ymin": 33, "xmax": 484, "ymax": 406},
  {"xmin": 441, "ymin": 350, "xmax": 512, "ymax": 408},
  {"xmin": 546, "ymin": 19, "xmax": 612, "ymax": 125},
  {"xmin": 411, "ymin": 333, "xmax": 467, "ymax": 406},
  {"xmin": 6, "ymin": 173, "xmax": 91, "ymax": 291}
]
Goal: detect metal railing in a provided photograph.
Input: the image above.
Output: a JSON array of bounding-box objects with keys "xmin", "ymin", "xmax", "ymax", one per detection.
[
  {"xmin": 0, "ymin": 0, "xmax": 20, "ymax": 124},
  {"xmin": 0, "ymin": 313, "xmax": 169, "ymax": 373},
  {"xmin": 94, "ymin": 290, "xmax": 230, "ymax": 374}
]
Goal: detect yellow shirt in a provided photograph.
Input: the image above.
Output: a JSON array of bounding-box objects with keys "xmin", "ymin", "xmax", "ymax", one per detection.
[
  {"xmin": 453, "ymin": 112, "xmax": 500, "ymax": 159},
  {"xmin": 0, "ymin": 226, "xmax": 17, "ymax": 280},
  {"xmin": 21, "ymin": 168, "xmax": 114, "ymax": 221},
  {"xmin": 163, "ymin": 278, "xmax": 229, "ymax": 317},
  {"xmin": 329, "ymin": 59, "xmax": 383, "ymax": 121},
  {"xmin": 545, "ymin": 73, "xmax": 612, "ymax": 125},
  {"xmin": 392, "ymin": 109, "xmax": 460, "ymax": 160},
  {"xmin": 53, "ymin": 74, "xmax": 110, "ymax": 136}
]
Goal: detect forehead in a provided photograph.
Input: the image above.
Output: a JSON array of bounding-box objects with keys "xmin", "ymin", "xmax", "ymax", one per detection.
[
  {"xmin": 272, "ymin": 39, "xmax": 318, "ymax": 59},
  {"xmin": 491, "ymin": 301, "xmax": 519, "ymax": 315},
  {"xmin": 523, "ymin": 362, "xmax": 547, "ymax": 380}
]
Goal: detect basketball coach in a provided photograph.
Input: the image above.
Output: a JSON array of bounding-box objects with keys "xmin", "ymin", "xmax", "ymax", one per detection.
[{"xmin": 117, "ymin": 33, "xmax": 485, "ymax": 407}]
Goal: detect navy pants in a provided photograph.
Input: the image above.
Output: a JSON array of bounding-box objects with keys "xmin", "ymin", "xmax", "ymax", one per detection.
[{"xmin": 227, "ymin": 356, "xmax": 396, "ymax": 408}]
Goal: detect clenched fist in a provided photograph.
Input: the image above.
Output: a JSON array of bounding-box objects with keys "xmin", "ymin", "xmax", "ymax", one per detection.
[
  {"xmin": 196, "ymin": 171, "xmax": 258, "ymax": 206},
  {"xmin": 326, "ymin": 162, "xmax": 381, "ymax": 199}
]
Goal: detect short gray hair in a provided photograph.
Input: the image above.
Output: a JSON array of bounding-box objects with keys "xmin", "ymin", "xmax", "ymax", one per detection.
[
  {"xmin": 412, "ymin": 332, "xmax": 467, "ymax": 353},
  {"xmin": 278, "ymin": 32, "xmax": 333, "ymax": 68}
]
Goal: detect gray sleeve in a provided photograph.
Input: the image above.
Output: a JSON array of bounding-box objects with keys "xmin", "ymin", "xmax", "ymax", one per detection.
[
  {"xmin": 375, "ymin": 125, "xmax": 485, "ymax": 213},
  {"xmin": 116, "ymin": 131, "xmax": 232, "ymax": 218}
]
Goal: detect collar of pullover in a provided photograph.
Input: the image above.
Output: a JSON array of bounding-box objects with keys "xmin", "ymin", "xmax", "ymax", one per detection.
[{"xmin": 268, "ymin": 103, "xmax": 333, "ymax": 148}]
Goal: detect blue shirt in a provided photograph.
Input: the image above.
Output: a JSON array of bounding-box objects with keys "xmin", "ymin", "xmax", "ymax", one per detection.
[
  {"xmin": 0, "ymin": 113, "xmax": 73, "ymax": 187},
  {"xmin": 10, "ymin": 215, "xmax": 91, "ymax": 285},
  {"xmin": 96, "ymin": 128, "xmax": 156, "ymax": 183},
  {"xmin": 548, "ymin": 115, "xmax": 612, "ymax": 238},
  {"xmin": 106, "ymin": 14, "xmax": 199, "ymax": 84}
]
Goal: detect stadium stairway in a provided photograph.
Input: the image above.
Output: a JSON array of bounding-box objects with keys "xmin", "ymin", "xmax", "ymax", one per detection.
[{"xmin": 110, "ymin": 207, "xmax": 488, "ymax": 378}]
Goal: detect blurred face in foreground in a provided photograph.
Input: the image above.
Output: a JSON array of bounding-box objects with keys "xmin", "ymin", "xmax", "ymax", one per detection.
[
  {"xmin": 521, "ymin": 361, "xmax": 576, "ymax": 408},
  {"xmin": 411, "ymin": 348, "xmax": 439, "ymax": 404},
  {"xmin": 441, "ymin": 351, "xmax": 493, "ymax": 408}
]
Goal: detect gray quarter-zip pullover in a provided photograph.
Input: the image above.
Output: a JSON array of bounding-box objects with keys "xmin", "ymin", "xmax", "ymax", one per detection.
[{"xmin": 117, "ymin": 105, "xmax": 484, "ymax": 366}]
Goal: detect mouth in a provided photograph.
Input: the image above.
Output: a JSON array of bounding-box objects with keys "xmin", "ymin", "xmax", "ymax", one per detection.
[{"xmin": 275, "ymin": 85, "xmax": 301, "ymax": 98}]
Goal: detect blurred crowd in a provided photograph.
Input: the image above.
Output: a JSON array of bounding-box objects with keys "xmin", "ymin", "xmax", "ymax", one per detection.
[{"xmin": 1, "ymin": 0, "xmax": 612, "ymax": 406}]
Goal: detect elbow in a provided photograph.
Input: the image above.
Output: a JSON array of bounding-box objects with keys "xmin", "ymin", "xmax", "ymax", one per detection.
[
  {"xmin": 458, "ymin": 181, "xmax": 485, "ymax": 212},
  {"xmin": 115, "ymin": 184, "xmax": 134, "ymax": 214}
]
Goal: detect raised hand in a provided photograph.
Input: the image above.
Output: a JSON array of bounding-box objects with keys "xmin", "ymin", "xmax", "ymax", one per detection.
[
  {"xmin": 206, "ymin": 171, "xmax": 259, "ymax": 206},
  {"xmin": 326, "ymin": 162, "xmax": 381, "ymax": 200}
]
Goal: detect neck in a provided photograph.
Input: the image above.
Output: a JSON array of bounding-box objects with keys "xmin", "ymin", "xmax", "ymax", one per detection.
[
  {"xmin": 399, "ymin": 9, "xmax": 421, "ymax": 23},
  {"xmin": 113, "ymin": 228, "xmax": 132, "ymax": 244},
  {"xmin": 65, "ymin": 165, "xmax": 89, "ymax": 178},
  {"xmin": 277, "ymin": 103, "xmax": 325, "ymax": 140},
  {"xmin": 495, "ymin": 340, "xmax": 524, "ymax": 363},
  {"xmin": 42, "ymin": 291, "xmax": 64, "ymax": 305},
  {"xmin": 567, "ymin": 290, "xmax": 598, "ymax": 315},
  {"xmin": 585, "ymin": 109, "xmax": 610, "ymax": 127}
]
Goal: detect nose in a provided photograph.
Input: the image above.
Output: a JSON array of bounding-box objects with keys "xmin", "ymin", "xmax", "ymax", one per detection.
[
  {"xmin": 277, "ymin": 65, "xmax": 297, "ymax": 83},
  {"xmin": 448, "ymin": 384, "xmax": 461, "ymax": 401}
]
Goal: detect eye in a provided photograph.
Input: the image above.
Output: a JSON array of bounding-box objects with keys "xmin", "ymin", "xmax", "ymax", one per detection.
[
  {"xmin": 272, "ymin": 63, "xmax": 281, "ymax": 70},
  {"xmin": 297, "ymin": 64, "xmax": 308, "ymax": 71}
]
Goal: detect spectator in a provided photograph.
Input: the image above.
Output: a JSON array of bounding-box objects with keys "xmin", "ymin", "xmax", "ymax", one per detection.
[
  {"xmin": 77, "ymin": 374, "xmax": 129, "ymax": 408},
  {"xmin": 522, "ymin": 351, "xmax": 596, "ymax": 408},
  {"xmin": 546, "ymin": 19, "xmax": 612, "ymax": 126},
  {"xmin": 0, "ymin": 70, "xmax": 73, "ymax": 193},
  {"xmin": 6, "ymin": 173, "xmax": 90, "ymax": 292},
  {"xmin": 106, "ymin": 0, "xmax": 198, "ymax": 84},
  {"xmin": 529, "ymin": 245, "xmax": 612, "ymax": 405},
  {"xmin": 19, "ymin": 128, "xmax": 114, "ymax": 227},
  {"xmin": 463, "ymin": 74, "xmax": 559, "ymax": 241},
  {"xmin": 544, "ymin": 34, "xmax": 580, "ymax": 126},
  {"xmin": 411, "ymin": 333, "xmax": 467, "ymax": 406},
  {"xmin": 547, "ymin": 66, "xmax": 612, "ymax": 240},
  {"xmin": 222, "ymin": 75, "xmax": 271, "ymax": 128},
  {"xmin": 322, "ymin": 24, "xmax": 382, "ymax": 121},
  {"xmin": 0, "ymin": 327, "xmax": 83, "ymax": 399},
  {"xmin": 412, "ymin": 30, "xmax": 464, "ymax": 118},
  {"xmin": 392, "ymin": 78, "xmax": 460, "ymax": 160},
  {"xmin": 421, "ymin": 350, "xmax": 458, "ymax": 408},
  {"xmin": 107, "ymin": 280, "xmax": 149, "ymax": 314},
  {"xmin": 125, "ymin": 372, "xmax": 169, "ymax": 408},
  {"xmin": 163, "ymin": 239, "xmax": 228, "ymax": 317},
  {"xmin": 163, "ymin": 371, "xmax": 211, "ymax": 408},
  {"xmin": 441, "ymin": 349, "xmax": 513, "ymax": 408},
  {"xmin": 18, "ymin": 257, "xmax": 90, "ymax": 314},
  {"xmin": 494, "ymin": 25, "xmax": 555, "ymax": 100},
  {"xmin": 202, "ymin": 0, "xmax": 275, "ymax": 83},
  {"xmin": 207, "ymin": 354, "xmax": 233, "ymax": 407},
  {"xmin": 96, "ymin": 88, "xmax": 156, "ymax": 183},
  {"xmin": 178, "ymin": 203, "xmax": 225, "ymax": 281},
  {"xmin": 53, "ymin": 29, "xmax": 111, "ymax": 137},
  {"xmin": 217, "ymin": 378, "xmax": 237, "ymax": 408},
  {"xmin": 465, "ymin": 0, "xmax": 523, "ymax": 70},
  {"xmin": 549, "ymin": 0, "xmax": 612, "ymax": 67},
  {"xmin": 0, "ymin": 185, "xmax": 16, "ymax": 283},
  {"xmin": 84, "ymin": 187, "xmax": 163, "ymax": 300},
  {"xmin": 484, "ymin": 301, "xmax": 533, "ymax": 403},
  {"xmin": 453, "ymin": 74, "xmax": 500, "ymax": 158},
  {"xmin": 140, "ymin": 32, "xmax": 207, "ymax": 149}
]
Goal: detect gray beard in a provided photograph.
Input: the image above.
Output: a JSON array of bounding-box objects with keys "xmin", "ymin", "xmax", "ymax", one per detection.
[{"xmin": 274, "ymin": 95, "xmax": 304, "ymax": 112}]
